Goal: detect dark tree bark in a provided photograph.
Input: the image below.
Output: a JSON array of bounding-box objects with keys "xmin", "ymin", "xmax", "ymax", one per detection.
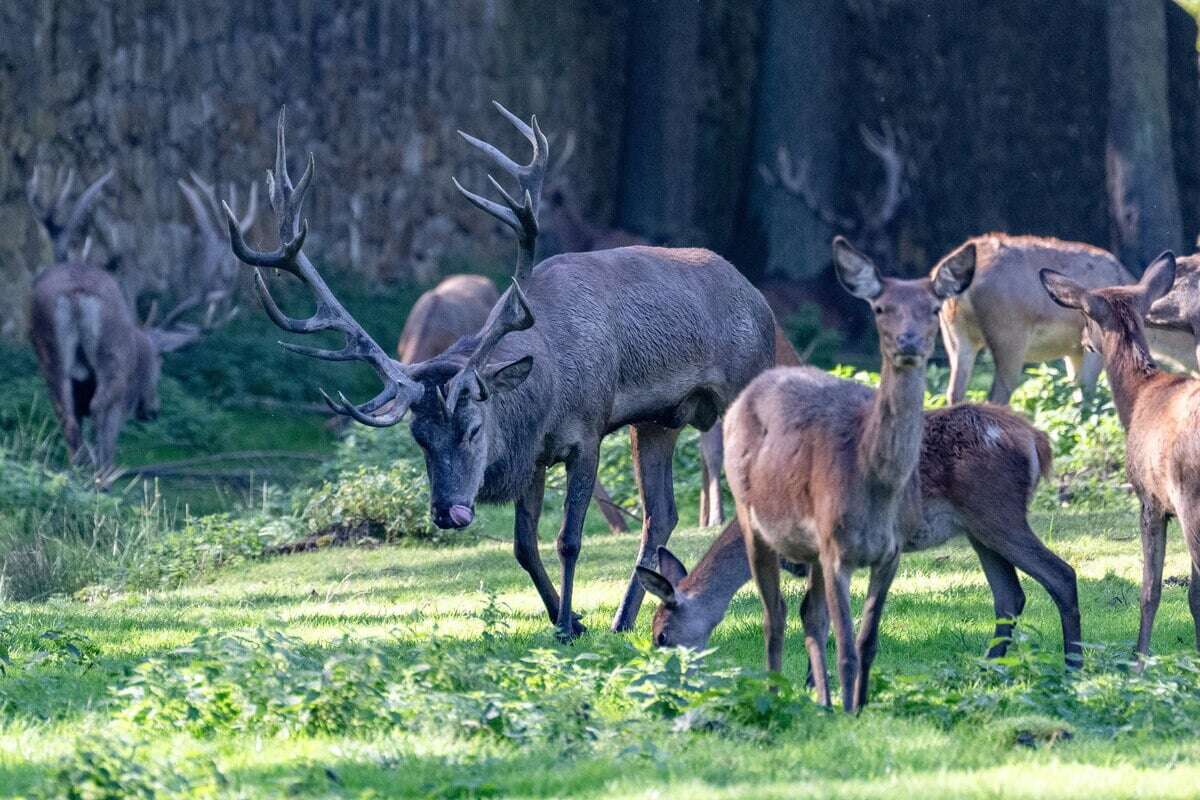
[
  {"xmin": 1107, "ymin": 0, "xmax": 1184, "ymax": 272},
  {"xmin": 614, "ymin": 0, "xmax": 702, "ymax": 244},
  {"xmin": 740, "ymin": 0, "xmax": 843, "ymax": 281}
]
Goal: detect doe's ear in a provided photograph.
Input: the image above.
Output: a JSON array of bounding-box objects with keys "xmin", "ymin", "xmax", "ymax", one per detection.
[
  {"xmin": 930, "ymin": 243, "xmax": 976, "ymax": 299},
  {"xmin": 636, "ymin": 566, "xmax": 676, "ymax": 606},
  {"xmin": 656, "ymin": 546, "xmax": 688, "ymax": 585},
  {"xmin": 483, "ymin": 355, "xmax": 533, "ymax": 395},
  {"xmin": 832, "ymin": 236, "xmax": 883, "ymax": 300},
  {"xmin": 1138, "ymin": 251, "xmax": 1177, "ymax": 310},
  {"xmin": 1039, "ymin": 269, "xmax": 1091, "ymax": 312}
]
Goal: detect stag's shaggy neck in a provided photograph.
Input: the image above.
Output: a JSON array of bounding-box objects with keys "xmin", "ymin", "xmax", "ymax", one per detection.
[{"xmin": 859, "ymin": 360, "xmax": 927, "ymax": 490}]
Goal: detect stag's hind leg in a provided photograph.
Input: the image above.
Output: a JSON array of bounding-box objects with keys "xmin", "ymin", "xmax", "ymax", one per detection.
[{"xmin": 612, "ymin": 423, "xmax": 680, "ymax": 632}]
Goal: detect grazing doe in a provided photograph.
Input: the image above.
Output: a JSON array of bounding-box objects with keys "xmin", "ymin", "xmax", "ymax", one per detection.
[
  {"xmin": 640, "ymin": 404, "xmax": 1080, "ymax": 672},
  {"xmin": 724, "ymin": 237, "xmax": 975, "ymax": 711},
  {"xmin": 939, "ymin": 234, "xmax": 1196, "ymax": 405},
  {"xmin": 224, "ymin": 105, "xmax": 775, "ymax": 640},
  {"xmin": 27, "ymin": 165, "xmax": 254, "ymax": 475},
  {"xmin": 1040, "ymin": 253, "xmax": 1200, "ymax": 659}
]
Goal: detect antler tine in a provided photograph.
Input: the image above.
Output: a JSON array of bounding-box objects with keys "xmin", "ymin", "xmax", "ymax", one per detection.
[
  {"xmin": 443, "ymin": 281, "xmax": 534, "ymax": 415},
  {"xmin": 179, "ymin": 176, "xmax": 222, "ymax": 243},
  {"xmin": 61, "ymin": 169, "xmax": 113, "ymax": 261},
  {"xmin": 454, "ymin": 101, "xmax": 549, "ymax": 282},
  {"xmin": 859, "ymin": 120, "xmax": 905, "ymax": 229},
  {"xmin": 238, "ymin": 181, "xmax": 259, "ymax": 235},
  {"xmin": 225, "ymin": 106, "xmax": 423, "ymax": 426}
]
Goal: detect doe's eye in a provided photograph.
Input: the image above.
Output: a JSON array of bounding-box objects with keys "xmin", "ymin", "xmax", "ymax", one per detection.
[
  {"xmin": 655, "ymin": 631, "xmax": 668, "ymax": 646},
  {"xmin": 873, "ymin": 305, "xmax": 884, "ymax": 315}
]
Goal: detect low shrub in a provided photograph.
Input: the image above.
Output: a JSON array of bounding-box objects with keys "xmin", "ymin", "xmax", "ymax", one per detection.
[
  {"xmin": 297, "ymin": 460, "xmax": 435, "ymax": 542},
  {"xmin": 39, "ymin": 734, "xmax": 223, "ymax": 800}
]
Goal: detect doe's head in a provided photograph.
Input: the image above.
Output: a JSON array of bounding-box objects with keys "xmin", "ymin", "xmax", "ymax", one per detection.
[
  {"xmin": 637, "ymin": 547, "xmax": 715, "ymax": 650},
  {"xmin": 1040, "ymin": 251, "xmax": 1176, "ymax": 356},
  {"xmin": 833, "ymin": 236, "xmax": 975, "ymax": 368}
]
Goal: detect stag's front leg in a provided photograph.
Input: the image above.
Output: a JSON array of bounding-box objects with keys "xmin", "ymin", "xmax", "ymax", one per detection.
[
  {"xmin": 555, "ymin": 446, "xmax": 599, "ymax": 641},
  {"xmin": 513, "ymin": 468, "xmax": 566, "ymax": 627},
  {"xmin": 613, "ymin": 423, "xmax": 680, "ymax": 632}
]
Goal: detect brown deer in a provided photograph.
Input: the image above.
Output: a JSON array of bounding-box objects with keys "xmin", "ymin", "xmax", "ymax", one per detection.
[
  {"xmin": 939, "ymin": 234, "xmax": 1197, "ymax": 405},
  {"xmin": 1040, "ymin": 253, "xmax": 1200, "ymax": 660},
  {"xmin": 639, "ymin": 404, "xmax": 1081, "ymax": 674},
  {"xmin": 224, "ymin": 105, "xmax": 776, "ymax": 640},
  {"xmin": 27, "ymin": 166, "xmax": 254, "ymax": 475},
  {"xmin": 396, "ymin": 272, "xmax": 630, "ymax": 534},
  {"xmin": 723, "ymin": 236, "xmax": 975, "ymax": 712}
]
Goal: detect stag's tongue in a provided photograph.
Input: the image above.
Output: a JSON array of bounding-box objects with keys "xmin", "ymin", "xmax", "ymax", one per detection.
[{"xmin": 449, "ymin": 505, "xmax": 475, "ymax": 527}]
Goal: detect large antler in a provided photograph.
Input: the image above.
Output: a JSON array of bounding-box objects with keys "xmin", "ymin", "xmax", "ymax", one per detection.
[
  {"xmin": 224, "ymin": 108, "xmax": 423, "ymax": 427},
  {"xmin": 27, "ymin": 165, "xmax": 114, "ymax": 264},
  {"xmin": 453, "ymin": 100, "xmax": 549, "ymax": 282}
]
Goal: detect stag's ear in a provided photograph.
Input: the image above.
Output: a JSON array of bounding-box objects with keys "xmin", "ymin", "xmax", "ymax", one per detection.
[
  {"xmin": 483, "ymin": 355, "xmax": 533, "ymax": 395},
  {"xmin": 1039, "ymin": 269, "xmax": 1095, "ymax": 315},
  {"xmin": 832, "ymin": 236, "xmax": 883, "ymax": 300},
  {"xmin": 1137, "ymin": 251, "xmax": 1177, "ymax": 312},
  {"xmin": 930, "ymin": 243, "xmax": 976, "ymax": 299},
  {"xmin": 656, "ymin": 546, "xmax": 688, "ymax": 584},
  {"xmin": 146, "ymin": 329, "xmax": 197, "ymax": 354},
  {"xmin": 636, "ymin": 566, "xmax": 676, "ymax": 606}
]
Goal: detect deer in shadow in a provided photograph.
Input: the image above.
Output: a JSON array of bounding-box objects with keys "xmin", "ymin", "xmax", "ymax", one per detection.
[
  {"xmin": 224, "ymin": 104, "xmax": 776, "ymax": 640},
  {"xmin": 722, "ymin": 237, "xmax": 975, "ymax": 712},
  {"xmin": 27, "ymin": 165, "xmax": 255, "ymax": 477},
  {"xmin": 1040, "ymin": 253, "xmax": 1200, "ymax": 661},
  {"xmin": 638, "ymin": 403, "xmax": 1080, "ymax": 679}
]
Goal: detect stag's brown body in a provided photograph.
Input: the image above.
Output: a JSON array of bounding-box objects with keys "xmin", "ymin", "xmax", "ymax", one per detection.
[
  {"xmin": 642, "ymin": 403, "xmax": 1080, "ymax": 666},
  {"xmin": 940, "ymin": 233, "xmax": 1196, "ymax": 405},
  {"xmin": 1041, "ymin": 254, "xmax": 1200, "ymax": 658},
  {"xmin": 396, "ymin": 275, "xmax": 499, "ymax": 363},
  {"xmin": 31, "ymin": 263, "xmax": 162, "ymax": 469}
]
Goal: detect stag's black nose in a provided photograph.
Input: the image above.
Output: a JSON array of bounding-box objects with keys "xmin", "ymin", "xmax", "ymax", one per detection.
[{"xmin": 432, "ymin": 503, "xmax": 475, "ymax": 529}]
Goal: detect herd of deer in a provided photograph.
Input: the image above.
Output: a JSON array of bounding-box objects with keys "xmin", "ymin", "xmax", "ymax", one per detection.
[{"xmin": 24, "ymin": 103, "xmax": 1200, "ymax": 713}]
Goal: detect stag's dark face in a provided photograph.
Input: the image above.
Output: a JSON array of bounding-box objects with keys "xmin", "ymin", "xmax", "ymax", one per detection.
[{"xmin": 410, "ymin": 390, "xmax": 489, "ymax": 530}]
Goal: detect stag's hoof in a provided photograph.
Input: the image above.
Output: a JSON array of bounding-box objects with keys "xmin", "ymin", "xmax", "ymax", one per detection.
[{"xmin": 555, "ymin": 613, "xmax": 586, "ymax": 642}]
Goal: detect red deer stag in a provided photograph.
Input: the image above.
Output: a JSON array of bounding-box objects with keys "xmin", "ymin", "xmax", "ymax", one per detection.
[
  {"xmin": 724, "ymin": 237, "xmax": 975, "ymax": 711},
  {"xmin": 546, "ymin": 132, "xmax": 803, "ymax": 528},
  {"xmin": 939, "ymin": 234, "xmax": 1197, "ymax": 405},
  {"xmin": 396, "ymin": 273, "xmax": 630, "ymax": 534},
  {"xmin": 1041, "ymin": 253, "xmax": 1200, "ymax": 660},
  {"xmin": 640, "ymin": 404, "xmax": 1080, "ymax": 672},
  {"xmin": 28, "ymin": 165, "xmax": 254, "ymax": 475},
  {"xmin": 224, "ymin": 105, "xmax": 775, "ymax": 640}
]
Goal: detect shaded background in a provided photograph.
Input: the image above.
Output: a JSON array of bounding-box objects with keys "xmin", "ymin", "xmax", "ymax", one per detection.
[{"xmin": 2, "ymin": 0, "xmax": 1197, "ymax": 353}]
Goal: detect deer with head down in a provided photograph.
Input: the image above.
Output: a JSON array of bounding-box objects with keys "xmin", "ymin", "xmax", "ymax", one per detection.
[
  {"xmin": 1041, "ymin": 253, "xmax": 1200, "ymax": 660},
  {"xmin": 395, "ymin": 273, "xmax": 630, "ymax": 534},
  {"xmin": 938, "ymin": 234, "xmax": 1197, "ymax": 405},
  {"xmin": 225, "ymin": 104, "xmax": 775, "ymax": 640},
  {"xmin": 639, "ymin": 402, "xmax": 1080, "ymax": 675},
  {"xmin": 723, "ymin": 236, "xmax": 975, "ymax": 712},
  {"xmin": 27, "ymin": 165, "xmax": 255, "ymax": 475}
]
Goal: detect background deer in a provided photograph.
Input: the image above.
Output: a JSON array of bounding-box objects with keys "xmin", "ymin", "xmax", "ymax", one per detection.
[
  {"xmin": 939, "ymin": 234, "xmax": 1198, "ymax": 405},
  {"xmin": 27, "ymin": 165, "xmax": 254, "ymax": 475},
  {"xmin": 1146, "ymin": 253, "xmax": 1200, "ymax": 370},
  {"xmin": 1041, "ymin": 253, "xmax": 1200, "ymax": 660},
  {"xmin": 724, "ymin": 236, "xmax": 974, "ymax": 711},
  {"xmin": 640, "ymin": 404, "xmax": 1080, "ymax": 671},
  {"xmin": 225, "ymin": 105, "xmax": 776, "ymax": 640}
]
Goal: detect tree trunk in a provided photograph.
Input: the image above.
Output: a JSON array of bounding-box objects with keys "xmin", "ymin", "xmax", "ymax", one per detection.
[
  {"xmin": 615, "ymin": 0, "xmax": 702, "ymax": 243},
  {"xmin": 1107, "ymin": 0, "xmax": 1184, "ymax": 272},
  {"xmin": 740, "ymin": 0, "xmax": 843, "ymax": 281}
]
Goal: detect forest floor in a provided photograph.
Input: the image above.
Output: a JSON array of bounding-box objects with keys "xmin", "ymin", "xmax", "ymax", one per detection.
[{"xmin": 2, "ymin": 507, "xmax": 1200, "ymax": 799}]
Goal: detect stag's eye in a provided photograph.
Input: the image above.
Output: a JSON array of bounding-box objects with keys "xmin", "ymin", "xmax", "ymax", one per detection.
[
  {"xmin": 465, "ymin": 425, "xmax": 482, "ymax": 444},
  {"xmin": 873, "ymin": 304, "xmax": 886, "ymax": 315}
]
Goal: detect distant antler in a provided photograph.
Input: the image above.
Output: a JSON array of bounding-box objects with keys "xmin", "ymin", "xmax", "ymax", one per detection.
[
  {"xmin": 453, "ymin": 100, "xmax": 549, "ymax": 282},
  {"xmin": 856, "ymin": 120, "xmax": 905, "ymax": 232},
  {"xmin": 224, "ymin": 107, "xmax": 423, "ymax": 427},
  {"xmin": 27, "ymin": 165, "xmax": 113, "ymax": 264}
]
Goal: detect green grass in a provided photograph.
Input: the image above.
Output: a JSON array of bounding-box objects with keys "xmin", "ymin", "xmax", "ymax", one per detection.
[{"xmin": 2, "ymin": 507, "xmax": 1199, "ymax": 798}]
